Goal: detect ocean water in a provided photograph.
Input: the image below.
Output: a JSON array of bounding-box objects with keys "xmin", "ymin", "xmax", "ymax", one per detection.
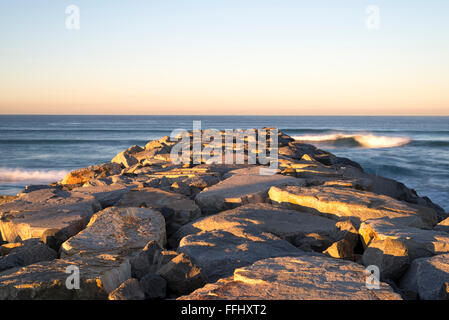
[{"xmin": 0, "ymin": 115, "xmax": 448, "ymax": 212}]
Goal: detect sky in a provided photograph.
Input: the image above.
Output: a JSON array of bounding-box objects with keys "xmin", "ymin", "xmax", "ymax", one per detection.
[{"xmin": 0, "ymin": 0, "xmax": 448, "ymax": 115}]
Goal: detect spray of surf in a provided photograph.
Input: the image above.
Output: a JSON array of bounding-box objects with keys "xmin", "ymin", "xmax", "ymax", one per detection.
[
  {"xmin": 293, "ymin": 133, "xmax": 411, "ymax": 149},
  {"xmin": 0, "ymin": 168, "xmax": 68, "ymax": 183}
]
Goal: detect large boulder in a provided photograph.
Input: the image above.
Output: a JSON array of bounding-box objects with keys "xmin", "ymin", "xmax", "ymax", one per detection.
[
  {"xmin": 269, "ymin": 185, "xmax": 437, "ymax": 229},
  {"xmin": 57, "ymin": 207, "xmax": 166, "ymax": 295},
  {"xmin": 0, "ymin": 188, "xmax": 101, "ymax": 244},
  {"xmin": 139, "ymin": 273, "xmax": 167, "ymax": 299},
  {"xmin": 399, "ymin": 253, "xmax": 449, "ymax": 300},
  {"xmin": 116, "ymin": 187, "xmax": 201, "ymax": 234},
  {"xmin": 177, "ymin": 226, "xmax": 304, "ymax": 282},
  {"xmin": 157, "ymin": 253, "xmax": 206, "ymax": 295},
  {"xmin": 0, "ymin": 239, "xmax": 57, "ymax": 272},
  {"xmin": 169, "ymin": 203, "xmax": 338, "ymax": 248},
  {"xmin": 359, "ymin": 219, "xmax": 449, "ymax": 260},
  {"xmin": 179, "ymin": 255, "xmax": 402, "ymax": 300},
  {"xmin": 195, "ymin": 167, "xmax": 305, "ymax": 214},
  {"xmin": 361, "ymin": 239, "xmax": 410, "ymax": 280}
]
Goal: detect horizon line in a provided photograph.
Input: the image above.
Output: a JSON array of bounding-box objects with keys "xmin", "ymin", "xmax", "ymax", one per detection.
[{"xmin": 1, "ymin": 114, "xmax": 449, "ymax": 117}]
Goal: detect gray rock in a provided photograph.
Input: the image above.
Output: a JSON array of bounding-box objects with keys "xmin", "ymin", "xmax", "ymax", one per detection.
[
  {"xmin": 178, "ymin": 227, "xmax": 304, "ymax": 282},
  {"xmin": 359, "ymin": 219, "xmax": 449, "ymax": 260},
  {"xmin": 399, "ymin": 253, "xmax": 449, "ymax": 300},
  {"xmin": 71, "ymin": 184, "xmax": 131, "ymax": 208},
  {"xmin": 108, "ymin": 278, "xmax": 145, "ymax": 300},
  {"xmin": 139, "ymin": 273, "xmax": 167, "ymax": 299},
  {"xmin": 0, "ymin": 239, "xmax": 57, "ymax": 272},
  {"xmin": 324, "ymin": 239, "xmax": 354, "ymax": 260},
  {"xmin": 0, "ymin": 188, "xmax": 101, "ymax": 244},
  {"xmin": 362, "ymin": 239, "xmax": 410, "ymax": 280},
  {"xmin": 179, "ymin": 255, "xmax": 402, "ymax": 300},
  {"xmin": 269, "ymin": 185, "xmax": 437, "ymax": 229},
  {"xmin": 157, "ymin": 253, "xmax": 206, "ymax": 295},
  {"xmin": 170, "ymin": 203, "xmax": 338, "ymax": 248}
]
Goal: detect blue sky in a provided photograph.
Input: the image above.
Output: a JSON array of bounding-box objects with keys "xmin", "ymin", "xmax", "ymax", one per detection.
[{"xmin": 1, "ymin": 0, "xmax": 448, "ymax": 115}]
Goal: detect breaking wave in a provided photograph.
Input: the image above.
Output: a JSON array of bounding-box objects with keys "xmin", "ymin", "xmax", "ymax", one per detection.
[
  {"xmin": 0, "ymin": 168, "xmax": 68, "ymax": 183},
  {"xmin": 292, "ymin": 133, "xmax": 411, "ymax": 149}
]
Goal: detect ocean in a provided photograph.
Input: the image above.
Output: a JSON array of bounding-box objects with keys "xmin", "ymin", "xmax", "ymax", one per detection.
[{"xmin": 0, "ymin": 115, "xmax": 448, "ymax": 212}]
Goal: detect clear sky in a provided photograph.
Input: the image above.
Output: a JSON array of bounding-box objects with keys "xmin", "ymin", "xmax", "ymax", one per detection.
[{"xmin": 0, "ymin": 0, "xmax": 448, "ymax": 115}]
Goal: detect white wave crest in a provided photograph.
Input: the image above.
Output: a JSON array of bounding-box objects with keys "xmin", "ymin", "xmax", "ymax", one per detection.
[
  {"xmin": 293, "ymin": 133, "xmax": 411, "ymax": 149},
  {"xmin": 0, "ymin": 168, "xmax": 68, "ymax": 183}
]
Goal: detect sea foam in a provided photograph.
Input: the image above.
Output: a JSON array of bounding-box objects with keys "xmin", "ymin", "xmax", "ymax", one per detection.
[
  {"xmin": 293, "ymin": 133, "xmax": 411, "ymax": 149},
  {"xmin": 0, "ymin": 168, "xmax": 68, "ymax": 183}
]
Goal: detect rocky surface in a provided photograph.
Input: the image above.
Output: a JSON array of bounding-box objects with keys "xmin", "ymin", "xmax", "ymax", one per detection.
[
  {"xmin": 0, "ymin": 128, "xmax": 446, "ymax": 300},
  {"xmin": 180, "ymin": 256, "xmax": 402, "ymax": 300}
]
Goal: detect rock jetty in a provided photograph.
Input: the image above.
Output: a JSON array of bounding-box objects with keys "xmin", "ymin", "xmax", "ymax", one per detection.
[{"xmin": 0, "ymin": 128, "xmax": 447, "ymax": 300}]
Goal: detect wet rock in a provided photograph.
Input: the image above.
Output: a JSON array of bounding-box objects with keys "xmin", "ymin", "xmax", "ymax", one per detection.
[{"xmin": 179, "ymin": 255, "xmax": 401, "ymax": 300}]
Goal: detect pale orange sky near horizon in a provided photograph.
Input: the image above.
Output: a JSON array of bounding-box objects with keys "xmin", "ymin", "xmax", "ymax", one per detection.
[{"xmin": 1, "ymin": 1, "xmax": 448, "ymax": 116}]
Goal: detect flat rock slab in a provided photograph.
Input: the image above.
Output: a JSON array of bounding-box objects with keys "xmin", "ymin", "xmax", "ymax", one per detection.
[
  {"xmin": 195, "ymin": 167, "xmax": 305, "ymax": 214},
  {"xmin": 170, "ymin": 203, "xmax": 338, "ymax": 248},
  {"xmin": 399, "ymin": 253, "xmax": 449, "ymax": 300},
  {"xmin": 359, "ymin": 219, "xmax": 449, "ymax": 260},
  {"xmin": 180, "ymin": 255, "xmax": 402, "ymax": 300},
  {"xmin": 269, "ymin": 185, "xmax": 437, "ymax": 229},
  {"xmin": 178, "ymin": 226, "xmax": 304, "ymax": 282},
  {"xmin": 0, "ymin": 188, "xmax": 101, "ymax": 243},
  {"xmin": 117, "ymin": 187, "xmax": 201, "ymax": 227}
]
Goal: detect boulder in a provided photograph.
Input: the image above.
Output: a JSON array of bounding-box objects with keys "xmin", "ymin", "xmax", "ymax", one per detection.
[
  {"xmin": 269, "ymin": 185, "xmax": 437, "ymax": 229},
  {"xmin": 177, "ymin": 227, "xmax": 304, "ymax": 282},
  {"xmin": 359, "ymin": 219, "xmax": 449, "ymax": 260},
  {"xmin": 435, "ymin": 217, "xmax": 449, "ymax": 234},
  {"xmin": 0, "ymin": 259, "xmax": 110, "ymax": 299},
  {"xmin": 0, "ymin": 242, "xmax": 23, "ymax": 256},
  {"xmin": 139, "ymin": 273, "xmax": 167, "ymax": 299},
  {"xmin": 0, "ymin": 188, "xmax": 101, "ymax": 244},
  {"xmin": 169, "ymin": 203, "xmax": 338, "ymax": 248},
  {"xmin": 0, "ymin": 239, "xmax": 57, "ymax": 272},
  {"xmin": 112, "ymin": 145, "xmax": 144, "ymax": 168},
  {"xmin": 399, "ymin": 253, "xmax": 449, "ymax": 300},
  {"xmin": 0, "ymin": 195, "xmax": 18, "ymax": 205},
  {"xmin": 59, "ymin": 207, "xmax": 166, "ymax": 294},
  {"xmin": 61, "ymin": 163, "xmax": 122, "ymax": 185},
  {"xmin": 195, "ymin": 167, "xmax": 306, "ymax": 214},
  {"xmin": 362, "ymin": 239, "xmax": 410, "ymax": 280},
  {"xmin": 61, "ymin": 207, "xmax": 166, "ymax": 258},
  {"xmin": 108, "ymin": 278, "xmax": 145, "ymax": 300},
  {"xmin": 323, "ymin": 239, "xmax": 354, "ymax": 260},
  {"xmin": 179, "ymin": 255, "xmax": 402, "ymax": 300},
  {"xmin": 116, "ymin": 187, "xmax": 201, "ymax": 234},
  {"xmin": 157, "ymin": 253, "xmax": 206, "ymax": 295}
]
